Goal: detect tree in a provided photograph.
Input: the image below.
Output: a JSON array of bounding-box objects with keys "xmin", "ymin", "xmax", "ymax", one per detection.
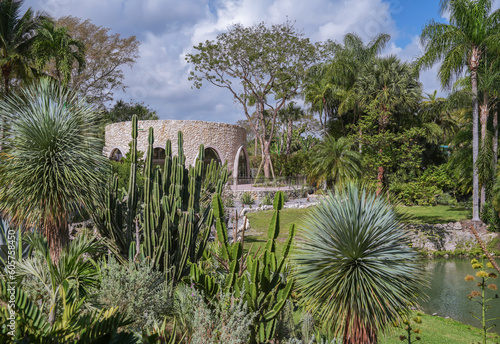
[
  {"xmin": 186, "ymin": 21, "xmax": 319, "ymax": 179},
  {"xmin": 33, "ymin": 19, "xmax": 85, "ymax": 84},
  {"xmin": 308, "ymin": 136, "xmax": 362, "ymax": 188},
  {"xmin": 56, "ymin": 16, "xmax": 140, "ymax": 107},
  {"xmin": 293, "ymin": 184, "xmax": 425, "ymax": 344},
  {"xmin": 419, "ymin": 0, "xmax": 500, "ymax": 222},
  {"xmin": 0, "ymin": 0, "xmax": 46, "ymax": 96},
  {"xmin": 103, "ymin": 99, "xmax": 158, "ymax": 124},
  {"xmin": 354, "ymin": 55, "xmax": 422, "ymax": 194},
  {"xmin": 0, "ymin": 79, "xmax": 108, "ymax": 262},
  {"xmin": 277, "ymin": 101, "xmax": 305, "ymax": 155}
]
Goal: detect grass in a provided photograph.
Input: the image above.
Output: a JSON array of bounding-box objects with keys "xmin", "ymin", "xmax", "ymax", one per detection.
[
  {"xmin": 398, "ymin": 205, "xmax": 471, "ymax": 224},
  {"xmin": 379, "ymin": 312, "xmax": 500, "ymax": 344},
  {"xmin": 244, "ymin": 207, "xmax": 311, "ymax": 255},
  {"xmin": 244, "ymin": 205, "xmax": 471, "ymax": 254}
]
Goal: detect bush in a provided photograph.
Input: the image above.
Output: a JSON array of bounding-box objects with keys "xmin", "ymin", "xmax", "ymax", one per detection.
[
  {"xmin": 390, "ymin": 181, "xmax": 441, "ymax": 206},
  {"xmin": 177, "ymin": 286, "xmax": 255, "ymax": 344},
  {"xmin": 436, "ymin": 192, "xmax": 458, "ymax": 206},
  {"xmin": 481, "ymin": 202, "xmax": 500, "ymax": 232},
  {"xmin": 94, "ymin": 257, "xmax": 172, "ymax": 331},
  {"xmin": 240, "ymin": 192, "xmax": 254, "ymax": 205},
  {"xmin": 260, "ymin": 194, "xmax": 273, "ymax": 206}
]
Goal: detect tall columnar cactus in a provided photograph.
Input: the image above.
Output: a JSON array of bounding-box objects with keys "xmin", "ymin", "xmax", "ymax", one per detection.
[
  {"xmin": 94, "ymin": 121, "xmax": 228, "ymax": 284},
  {"xmin": 190, "ymin": 191, "xmax": 295, "ymax": 343}
]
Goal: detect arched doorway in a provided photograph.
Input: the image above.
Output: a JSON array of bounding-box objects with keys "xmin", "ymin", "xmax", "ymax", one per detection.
[
  {"xmin": 233, "ymin": 146, "xmax": 250, "ymax": 185},
  {"xmin": 110, "ymin": 148, "xmax": 123, "ymax": 162},
  {"xmin": 203, "ymin": 147, "xmax": 221, "ymax": 165},
  {"xmin": 153, "ymin": 147, "xmax": 166, "ymax": 165}
]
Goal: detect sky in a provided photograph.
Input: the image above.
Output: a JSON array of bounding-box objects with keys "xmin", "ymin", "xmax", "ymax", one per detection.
[{"xmin": 24, "ymin": 0, "xmax": 500, "ymax": 124}]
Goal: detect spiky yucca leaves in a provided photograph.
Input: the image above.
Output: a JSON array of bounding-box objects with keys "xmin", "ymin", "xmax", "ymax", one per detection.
[
  {"xmin": 293, "ymin": 184, "xmax": 425, "ymax": 344},
  {"xmin": 0, "ymin": 79, "xmax": 108, "ymax": 262}
]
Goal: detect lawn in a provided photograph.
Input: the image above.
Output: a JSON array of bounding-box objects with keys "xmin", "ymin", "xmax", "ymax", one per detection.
[
  {"xmin": 379, "ymin": 312, "xmax": 500, "ymax": 344},
  {"xmin": 244, "ymin": 204, "xmax": 471, "ymax": 254},
  {"xmin": 398, "ymin": 205, "xmax": 471, "ymax": 224}
]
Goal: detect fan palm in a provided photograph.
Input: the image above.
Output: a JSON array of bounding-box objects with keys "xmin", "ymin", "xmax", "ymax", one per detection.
[
  {"xmin": 419, "ymin": 0, "xmax": 500, "ymax": 222},
  {"xmin": 0, "ymin": 79, "xmax": 108, "ymax": 262},
  {"xmin": 309, "ymin": 136, "xmax": 362, "ymax": 188},
  {"xmin": 293, "ymin": 184, "xmax": 425, "ymax": 344},
  {"xmin": 354, "ymin": 55, "xmax": 422, "ymax": 193}
]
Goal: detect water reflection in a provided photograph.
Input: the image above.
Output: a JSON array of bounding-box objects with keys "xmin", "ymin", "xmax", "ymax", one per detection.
[{"xmin": 420, "ymin": 258, "xmax": 500, "ymax": 333}]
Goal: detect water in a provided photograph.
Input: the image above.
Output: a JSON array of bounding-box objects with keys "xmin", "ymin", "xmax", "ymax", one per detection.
[{"xmin": 421, "ymin": 258, "xmax": 500, "ymax": 333}]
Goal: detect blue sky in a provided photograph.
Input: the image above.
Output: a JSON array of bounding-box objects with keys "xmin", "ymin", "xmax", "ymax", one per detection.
[{"xmin": 24, "ymin": 0, "xmax": 499, "ymax": 123}]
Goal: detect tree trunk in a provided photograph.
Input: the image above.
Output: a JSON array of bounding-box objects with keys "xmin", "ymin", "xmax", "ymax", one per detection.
[
  {"xmin": 46, "ymin": 217, "xmax": 70, "ymax": 264},
  {"xmin": 471, "ymin": 65, "xmax": 481, "ymax": 223},
  {"xmin": 263, "ymin": 141, "xmax": 272, "ymax": 179},
  {"xmin": 342, "ymin": 313, "xmax": 377, "ymax": 344},
  {"xmin": 480, "ymin": 96, "xmax": 488, "ymax": 211},
  {"xmin": 493, "ymin": 109, "xmax": 498, "ymax": 168},
  {"xmin": 285, "ymin": 117, "xmax": 293, "ymax": 155}
]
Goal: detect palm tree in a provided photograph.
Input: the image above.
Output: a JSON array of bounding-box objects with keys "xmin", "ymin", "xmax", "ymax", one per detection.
[
  {"xmin": 419, "ymin": 0, "xmax": 500, "ymax": 222},
  {"xmin": 418, "ymin": 90, "xmax": 461, "ymax": 149},
  {"xmin": 293, "ymin": 184, "xmax": 425, "ymax": 344},
  {"xmin": 277, "ymin": 101, "xmax": 304, "ymax": 155},
  {"xmin": 354, "ymin": 55, "xmax": 422, "ymax": 194},
  {"xmin": 0, "ymin": 0, "xmax": 46, "ymax": 96},
  {"xmin": 309, "ymin": 136, "xmax": 362, "ymax": 188},
  {"xmin": 0, "ymin": 79, "xmax": 108, "ymax": 262},
  {"xmin": 33, "ymin": 19, "xmax": 86, "ymax": 84}
]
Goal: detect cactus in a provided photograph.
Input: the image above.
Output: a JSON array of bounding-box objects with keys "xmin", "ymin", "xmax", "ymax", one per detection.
[
  {"xmin": 94, "ymin": 119, "xmax": 229, "ymax": 285},
  {"xmin": 190, "ymin": 191, "xmax": 295, "ymax": 343}
]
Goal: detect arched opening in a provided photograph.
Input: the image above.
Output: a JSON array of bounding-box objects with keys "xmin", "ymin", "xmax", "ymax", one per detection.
[
  {"xmin": 203, "ymin": 147, "xmax": 221, "ymax": 167},
  {"xmin": 110, "ymin": 148, "xmax": 123, "ymax": 162},
  {"xmin": 153, "ymin": 147, "xmax": 166, "ymax": 165},
  {"xmin": 233, "ymin": 146, "xmax": 250, "ymax": 185}
]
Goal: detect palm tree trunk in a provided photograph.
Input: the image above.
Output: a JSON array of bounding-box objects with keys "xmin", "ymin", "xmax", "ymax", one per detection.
[
  {"xmin": 480, "ymin": 95, "xmax": 488, "ymax": 211},
  {"xmin": 471, "ymin": 66, "xmax": 481, "ymax": 223},
  {"xmin": 494, "ymin": 109, "xmax": 498, "ymax": 168}
]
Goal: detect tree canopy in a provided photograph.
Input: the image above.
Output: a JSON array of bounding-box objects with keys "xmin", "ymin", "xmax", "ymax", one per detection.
[{"xmin": 186, "ymin": 21, "xmax": 320, "ymax": 178}]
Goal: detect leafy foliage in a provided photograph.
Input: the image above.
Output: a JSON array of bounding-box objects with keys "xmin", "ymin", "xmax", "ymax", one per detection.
[{"xmin": 94, "ymin": 257, "xmax": 172, "ymax": 332}]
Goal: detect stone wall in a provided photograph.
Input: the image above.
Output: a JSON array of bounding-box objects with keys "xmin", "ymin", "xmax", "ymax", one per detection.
[
  {"xmin": 104, "ymin": 120, "xmax": 247, "ymax": 173},
  {"xmin": 406, "ymin": 222, "xmax": 497, "ymax": 253}
]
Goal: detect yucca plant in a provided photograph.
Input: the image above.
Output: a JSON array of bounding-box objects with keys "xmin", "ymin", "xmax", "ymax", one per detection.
[
  {"xmin": 0, "ymin": 79, "xmax": 108, "ymax": 262},
  {"xmin": 293, "ymin": 184, "xmax": 426, "ymax": 344}
]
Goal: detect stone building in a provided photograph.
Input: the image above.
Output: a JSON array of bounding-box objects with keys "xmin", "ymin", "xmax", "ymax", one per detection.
[{"xmin": 104, "ymin": 120, "xmax": 249, "ymax": 184}]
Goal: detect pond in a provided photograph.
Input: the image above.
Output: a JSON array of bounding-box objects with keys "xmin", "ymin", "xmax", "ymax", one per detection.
[{"xmin": 420, "ymin": 258, "xmax": 500, "ymax": 333}]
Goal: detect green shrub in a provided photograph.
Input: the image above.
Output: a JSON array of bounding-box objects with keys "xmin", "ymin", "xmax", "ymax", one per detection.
[
  {"xmin": 94, "ymin": 257, "xmax": 172, "ymax": 331},
  {"xmin": 260, "ymin": 194, "xmax": 273, "ymax": 206},
  {"xmin": 184, "ymin": 287, "xmax": 255, "ymax": 344},
  {"xmin": 436, "ymin": 192, "xmax": 458, "ymax": 206},
  {"xmin": 240, "ymin": 192, "xmax": 254, "ymax": 205}
]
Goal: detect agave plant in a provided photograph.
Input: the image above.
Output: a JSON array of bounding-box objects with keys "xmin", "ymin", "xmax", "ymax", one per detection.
[{"xmin": 293, "ymin": 183, "xmax": 425, "ymax": 344}]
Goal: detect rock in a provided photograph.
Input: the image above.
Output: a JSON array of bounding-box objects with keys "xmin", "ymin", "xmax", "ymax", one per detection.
[
  {"xmin": 432, "ymin": 313, "xmax": 438, "ymax": 316},
  {"xmin": 453, "ymin": 222, "xmax": 462, "ymax": 230}
]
